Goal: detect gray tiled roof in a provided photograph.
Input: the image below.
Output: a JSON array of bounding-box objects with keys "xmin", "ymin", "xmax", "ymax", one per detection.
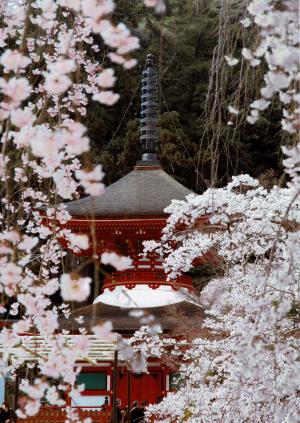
[{"xmin": 65, "ymin": 164, "xmax": 192, "ymax": 217}]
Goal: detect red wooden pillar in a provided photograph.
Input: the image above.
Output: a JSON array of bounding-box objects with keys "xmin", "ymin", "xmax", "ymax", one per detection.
[
  {"xmin": 127, "ymin": 368, "xmax": 131, "ymax": 421},
  {"xmin": 66, "ymin": 385, "xmax": 72, "ymax": 407}
]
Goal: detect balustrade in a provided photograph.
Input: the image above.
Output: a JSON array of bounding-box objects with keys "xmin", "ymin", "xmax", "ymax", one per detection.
[{"xmin": 16, "ymin": 406, "xmax": 110, "ymax": 423}]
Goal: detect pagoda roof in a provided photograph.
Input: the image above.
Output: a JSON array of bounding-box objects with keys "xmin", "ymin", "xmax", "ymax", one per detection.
[
  {"xmin": 59, "ymin": 300, "xmax": 205, "ymax": 334},
  {"xmin": 65, "ymin": 163, "xmax": 192, "ymax": 218}
]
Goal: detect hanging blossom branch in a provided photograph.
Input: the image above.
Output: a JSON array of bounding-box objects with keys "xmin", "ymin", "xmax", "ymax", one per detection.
[
  {"xmin": 227, "ymin": 0, "xmax": 299, "ymax": 132},
  {"xmin": 0, "ymin": 0, "xmax": 161, "ymax": 421},
  {"xmin": 141, "ymin": 1, "xmax": 300, "ymax": 422}
]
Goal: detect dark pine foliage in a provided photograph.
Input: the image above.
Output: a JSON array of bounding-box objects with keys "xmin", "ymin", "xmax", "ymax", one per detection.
[{"xmin": 84, "ymin": 0, "xmax": 286, "ymax": 192}]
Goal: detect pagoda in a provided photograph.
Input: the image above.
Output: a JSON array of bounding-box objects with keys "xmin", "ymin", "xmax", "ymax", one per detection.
[
  {"xmin": 64, "ymin": 54, "xmax": 195, "ymax": 309},
  {"xmin": 58, "ymin": 55, "xmax": 205, "ymax": 412}
]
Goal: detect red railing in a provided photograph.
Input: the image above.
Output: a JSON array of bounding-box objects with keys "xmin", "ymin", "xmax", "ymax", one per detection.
[
  {"xmin": 104, "ymin": 269, "xmax": 193, "ymax": 291},
  {"xmin": 16, "ymin": 406, "xmax": 110, "ymax": 423}
]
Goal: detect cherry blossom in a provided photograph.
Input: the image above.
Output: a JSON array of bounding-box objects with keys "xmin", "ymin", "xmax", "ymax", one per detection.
[
  {"xmin": 144, "ymin": 0, "xmax": 166, "ymax": 14},
  {"xmin": 225, "ymin": 55, "xmax": 239, "ymax": 66},
  {"xmin": 53, "ymin": 170, "xmax": 78, "ymax": 199},
  {"xmin": 68, "ymin": 233, "xmax": 89, "ymax": 252},
  {"xmin": 62, "ymin": 121, "xmax": 90, "ymax": 155},
  {"xmin": 60, "ymin": 274, "xmax": 91, "ymax": 302},
  {"xmin": 250, "ymin": 98, "xmax": 270, "ymax": 110},
  {"xmin": 0, "ymin": 262, "xmax": 23, "ymax": 295},
  {"xmin": 44, "ymin": 72, "xmax": 72, "ymax": 95},
  {"xmin": 96, "ymin": 68, "xmax": 116, "ymax": 88},
  {"xmin": 75, "ymin": 165, "xmax": 105, "ymax": 196},
  {"xmin": 92, "ymin": 321, "xmax": 117, "ymax": 342},
  {"xmin": 241, "ymin": 0, "xmax": 300, "ymax": 132},
  {"xmin": 93, "ymin": 90, "xmax": 120, "ymax": 106},
  {"xmin": 240, "ymin": 17, "xmax": 252, "ymax": 27},
  {"xmin": 47, "ymin": 58, "xmax": 75, "ymax": 75},
  {"xmin": 228, "ymin": 105, "xmax": 239, "ymax": 115},
  {"xmin": 0, "ymin": 77, "xmax": 31, "ymax": 104},
  {"xmin": 81, "ymin": 0, "xmax": 115, "ymax": 18},
  {"xmin": 101, "ymin": 252, "xmax": 133, "ymax": 270},
  {"xmin": 10, "ymin": 108, "xmax": 36, "ymax": 128},
  {"xmin": 0, "ymin": 49, "xmax": 31, "ymax": 71}
]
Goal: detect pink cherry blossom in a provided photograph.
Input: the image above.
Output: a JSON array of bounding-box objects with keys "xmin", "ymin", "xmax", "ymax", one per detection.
[
  {"xmin": 12, "ymin": 126, "xmax": 35, "ymax": 148},
  {"xmin": 44, "ymin": 72, "xmax": 72, "ymax": 95},
  {"xmin": 0, "ymin": 262, "xmax": 22, "ymax": 294},
  {"xmin": 144, "ymin": 0, "xmax": 165, "ymax": 14},
  {"xmin": 35, "ymin": 310, "xmax": 59, "ymax": 335},
  {"xmin": 0, "ymin": 77, "xmax": 31, "ymax": 103},
  {"xmin": 24, "ymin": 399, "xmax": 41, "ymax": 417},
  {"xmin": 0, "ymin": 327, "xmax": 20, "ymax": 347},
  {"xmin": 60, "ymin": 274, "xmax": 91, "ymax": 302},
  {"xmin": 53, "ymin": 170, "xmax": 77, "ymax": 199},
  {"xmin": 96, "ymin": 68, "xmax": 116, "ymax": 88},
  {"xmin": 75, "ymin": 165, "xmax": 105, "ymax": 182},
  {"xmin": 30, "ymin": 128, "xmax": 60, "ymax": 158},
  {"xmin": 62, "ymin": 121, "xmax": 90, "ymax": 155},
  {"xmin": 144, "ymin": 0, "xmax": 158, "ymax": 6},
  {"xmin": 117, "ymin": 36, "xmax": 140, "ymax": 55},
  {"xmin": 130, "ymin": 354, "xmax": 147, "ymax": 374},
  {"xmin": 108, "ymin": 52, "xmax": 126, "ymax": 64},
  {"xmin": 73, "ymin": 335, "xmax": 90, "ymax": 354},
  {"xmin": 48, "ymin": 58, "xmax": 75, "ymax": 75},
  {"xmin": 0, "ymin": 2, "xmax": 146, "ymax": 414},
  {"xmin": 93, "ymin": 90, "xmax": 120, "ymax": 105},
  {"xmin": 75, "ymin": 165, "xmax": 105, "ymax": 196},
  {"xmin": 0, "ymin": 49, "xmax": 31, "ymax": 71},
  {"xmin": 10, "ymin": 107, "xmax": 35, "ymax": 128},
  {"xmin": 81, "ymin": 0, "xmax": 115, "ymax": 18},
  {"xmin": 123, "ymin": 58, "xmax": 138, "ymax": 69}
]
